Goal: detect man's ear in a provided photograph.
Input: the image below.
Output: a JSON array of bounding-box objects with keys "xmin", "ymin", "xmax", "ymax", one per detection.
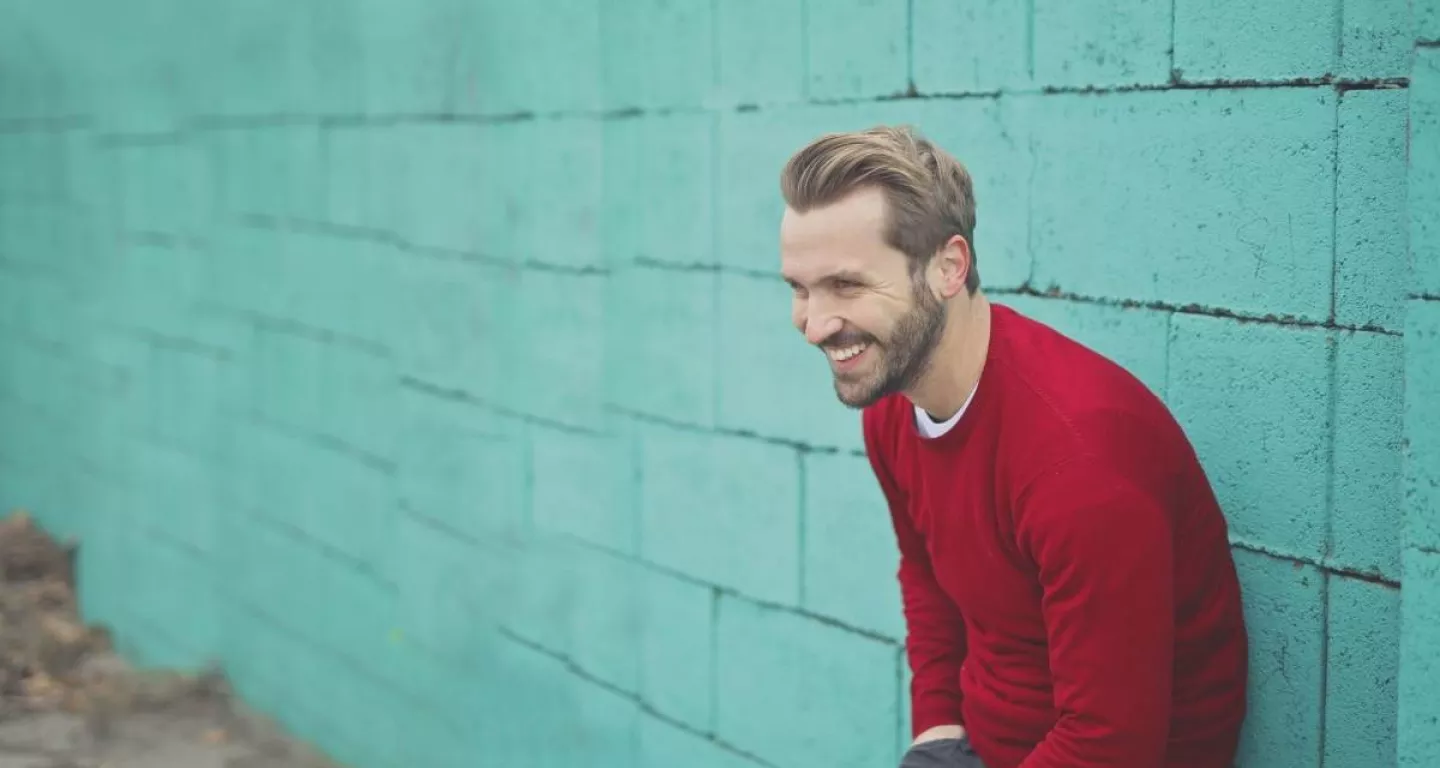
[{"xmin": 933, "ymin": 235, "xmax": 972, "ymax": 299}]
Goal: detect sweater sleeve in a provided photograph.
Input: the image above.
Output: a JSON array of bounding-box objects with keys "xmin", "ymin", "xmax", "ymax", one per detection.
[
  {"xmin": 1014, "ymin": 458, "xmax": 1175, "ymax": 768},
  {"xmin": 862, "ymin": 408, "xmax": 968, "ymax": 738}
]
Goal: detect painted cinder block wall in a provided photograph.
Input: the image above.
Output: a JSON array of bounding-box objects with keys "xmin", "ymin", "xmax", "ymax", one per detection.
[{"xmin": 0, "ymin": 1, "xmax": 1433, "ymax": 766}]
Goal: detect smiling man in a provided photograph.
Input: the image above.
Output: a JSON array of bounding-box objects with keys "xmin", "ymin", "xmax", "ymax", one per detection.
[{"xmin": 777, "ymin": 125, "xmax": 1250, "ymax": 768}]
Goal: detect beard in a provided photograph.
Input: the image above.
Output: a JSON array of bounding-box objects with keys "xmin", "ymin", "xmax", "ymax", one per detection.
[{"xmin": 828, "ymin": 278, "xmax": 947, "ymax": 409}]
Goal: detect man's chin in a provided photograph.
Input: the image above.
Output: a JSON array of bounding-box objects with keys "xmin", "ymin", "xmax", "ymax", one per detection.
[{"xmin": 832, "ymin": 378, "xmax": 887, "ymax": 410}]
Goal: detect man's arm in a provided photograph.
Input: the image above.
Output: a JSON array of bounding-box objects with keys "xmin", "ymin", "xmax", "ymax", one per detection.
[
  {"xmin": 862, "ymin": 411, "xmax": 968, "ymax": 741},
  {"xmin": 1014, "ymin": 458, "xmax": 1176, "ymax": 768}
]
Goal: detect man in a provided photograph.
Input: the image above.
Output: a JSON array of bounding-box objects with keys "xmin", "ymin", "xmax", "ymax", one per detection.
[{"xmin": 777, "ymin": 125, "xmax": 1249, "ymax": 768}]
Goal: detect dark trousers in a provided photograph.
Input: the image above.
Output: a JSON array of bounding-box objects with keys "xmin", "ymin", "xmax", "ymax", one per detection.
[{"xmin": 898, "ymin": 736, "xmax": 987, "ymax": 768}]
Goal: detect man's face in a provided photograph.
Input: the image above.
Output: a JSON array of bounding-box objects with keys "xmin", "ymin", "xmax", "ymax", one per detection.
[{"xmin": 780, "ymin": 188, "xmax": 947, "ymax": 409}]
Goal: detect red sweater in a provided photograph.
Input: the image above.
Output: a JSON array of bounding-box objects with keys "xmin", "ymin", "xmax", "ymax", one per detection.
[{"xmin": 863, "ymin": 303, "xmax": 1248, "ymax": 768}]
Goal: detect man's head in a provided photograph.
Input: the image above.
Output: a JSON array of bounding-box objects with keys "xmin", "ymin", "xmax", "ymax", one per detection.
[{"xmin": 778, "ymin": 124, "xmax": 979, "ymax": 409}]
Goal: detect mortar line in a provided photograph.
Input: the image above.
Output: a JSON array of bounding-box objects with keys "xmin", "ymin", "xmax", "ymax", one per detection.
[
  {"xmin": 796, "ymin": 450, "xmax": 808, "ymax": 608},
  {"xmin": 801, "ymin": 0, "xmax": 811, "ymax": 99},
  {"xmin": 1025, "ymin": 0, "xmax": 1036, "ymax": 80},
  {"xmin": 1334, "ymin": 0, "xmax": 1344, "ymax": 72},
  {"xmin": 1330, "ymin": 86, "xmax": 1342, "ymax": 325},
  {"xmin": 1317, "ymin": 570, "xmax": 1332, "ymax": 767},
  {"xmin": 989, "ymin": 286, "xmax": 1403, "ymax": 335},
  {"xmin": 710, "ymin": 0, "xmax": 721, "ymax": 91},
  {"xmin": 709, "ymin": 586, "xmax": 722, "ymax": 734},
  {"xmin": 895, "ymin": 647, "xmax": 906, "ymax": 758},
  {"xmin": 554, "ymin": 528, "xmax": 904, "ymax": 643},
  {"xmin": 907, "ymin": 0, "xmax": 916, "ymax": 90},
  {"xmin": 1162, "ymin": 311, "xmax": 1175, "ymax": 400},
  {"xmin": 632, "ymin": 430, "xmax": 645, "ymax": 557},
  {"xmin": 1169, "ymin": 0, "xmax": 1178, "ymax": 78},
  {"xmin": 1324, "ymin": 331, "xmax": 1339, "ymax": 563}
]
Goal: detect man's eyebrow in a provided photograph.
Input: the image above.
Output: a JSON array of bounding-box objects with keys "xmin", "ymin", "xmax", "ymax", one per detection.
[{"xmin": 819, "ymin": 270, "xmax": 870, "ymax": 285}]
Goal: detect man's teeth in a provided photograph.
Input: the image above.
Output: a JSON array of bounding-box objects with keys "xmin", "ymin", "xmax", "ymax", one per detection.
[{"xmin": 829, "ymin": 343, "xmax": 867, "ymax": 362}]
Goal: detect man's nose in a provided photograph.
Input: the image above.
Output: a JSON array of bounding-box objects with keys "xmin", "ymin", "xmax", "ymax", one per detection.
[{"xmin": 804, "ymin": 313, "xmax": 841, "ymax": 346}]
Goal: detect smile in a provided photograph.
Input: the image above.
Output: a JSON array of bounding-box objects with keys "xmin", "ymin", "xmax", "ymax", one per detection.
[{"xmin": 827, "ymin": 342, "xmax": 869, "ymax": 363}]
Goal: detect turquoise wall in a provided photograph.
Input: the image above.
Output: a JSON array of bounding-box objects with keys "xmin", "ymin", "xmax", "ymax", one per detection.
[{"xmin": 0, "ymin": 1, "xmax": 1435, "ymax": 766}]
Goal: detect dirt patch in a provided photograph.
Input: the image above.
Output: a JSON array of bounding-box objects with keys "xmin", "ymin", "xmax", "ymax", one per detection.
[{"xmin": 0, "ymin": 510, "xmax": 344, "ymax": 768}]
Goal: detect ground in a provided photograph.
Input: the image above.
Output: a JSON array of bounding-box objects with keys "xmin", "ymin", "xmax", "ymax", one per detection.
[{"xmin": 0, "ymin": 512, "xmax": 341, "ymax": 768}]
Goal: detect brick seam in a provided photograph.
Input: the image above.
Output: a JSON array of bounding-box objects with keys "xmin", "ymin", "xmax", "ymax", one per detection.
[
  {"xmin": 1231, "ymin": 538, "xmax": 1401, "ymax": 588},
  {"xmin": 554, "ymin": 529, "xmax": 902, "ymax": 646},
  {"xmin": 68, "ymin": 73, "xmax": 1414, "ymax": 144},
  {"xmin": 992, "ymin": 285, "xmax": 1403, "ymax": 336},
  {"xmin": 496, "ymin": 624, "xmax": 779, "ymax": 767}
]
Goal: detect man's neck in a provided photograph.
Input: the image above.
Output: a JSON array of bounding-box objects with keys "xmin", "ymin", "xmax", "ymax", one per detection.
[{"xmin": 907, "ymin": 293, "xmax": 991, "ymax": 421}]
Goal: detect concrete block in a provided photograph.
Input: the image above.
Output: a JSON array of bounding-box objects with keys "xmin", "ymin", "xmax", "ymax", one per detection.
[
  {"xmin": 511, "ymin": 270, "xmax": 607, "ymax": 430},
  {"xmin": 404, "ymin": 124, "xmax": 489, "ymax": 255},
  {"xmin": 1337, "ymin": 88, "xmax": 1409, "ymax": 331},
  {"xmin": 1331, "ymin": 330, "xmax": 1404, "ymax": 580},
  {"xmin": 244, "ymin": 326, "xmax": 326, "ymax": 434},
  {"xmin": 142, "ymin": 343, "xmax": 229, "ymax": 455},
  {"xmin": 112, "ymin": 238, "xmax": 204, "ymax": 336},
  {"xmin": 602, "ymin": 114, "xmax": 714, "ymax": 267},
  {"xmin": 565, "ymin": 541, "xmax": 643, "ymax": 692},
  {"xmin": 1231, "ymin": 551, "xmax": 1325, "ymax": 766},
  {"xmin": 605, "ymin": 265, "xmax": 718, "ymax": 427},
  {"xmin": 532, "ymin": 425, "xmax": 638, "ymax": 554},
  {"xmin": 639, "ymin": 570, "xmax": 714, "ymax": 730},
  {"xmin": 394, "ymin": 385, "xmax": 529, "ymax": 543},
  {"xmin": 715, "ymin": 100, "xmax": 917, "ymax": 273},
  {"xmin": 1399, "ymin": 548, "xmax": 1440, "ymax": 766},
  {"xmin": 221, "ymin": 511, "xmax": 396, "ymax": 660},
  {"xmin": 1324, "ymin": 577, "xmax": 1401, "ymax": 768},
  {"xmin": 1421, "ymin": 0, "xmax": 1440, "ymax": 42},
  {"xmin": 1000, "ymin": 297, "xmax": 1170, "ymax": 398},
  {"xmin": 639, "ymin": 713, "xmax": 759, "ymax": 768},
  {"xmin": 715, "ymin": 594, "xmax": 900, "ymax": 767},
  {"xmin": 452, "ymin": 0, "xmax": 601, "ymax": 115},
  {"xmin": 1341, "ymin": 0, "xmax": 1413, "ymax": 78},
  {"xmin": 716, "ymin": 0, "xmax": 805, "ymax": 105},
  {"xmin": 125, "ymin": 535, "xmax": 220, "ymax": 665},
  {"xmin": 209, "ymin": 126, "xmax": 326, "ymax": 223},
  {"xmin": 715, "ymin": 273, "xmax": 864, "ymax": 453},
  {"xmin": 504, "ymin": 119, "xmax": 603, "ymax": 270},
  {"xmin": 123, "ymin": 440, "xmax": 218, "ymax": 555},
  {"xmin": 1033, "ymin": 0, "xmax": 1172, "ymax": 87},
  {"xmin": 281, "ymin": 438, "xmax": 396, "ymax": 568},
  {"xmin": 1029, "ymin": 88, "xmax": 1336, "ymax": 320},
  {"xmin": 111, "ymin": 142, "xmax": 208, "ymax": 237},
  {"xmin": 396, "ymin": 255, "xmax": 513, "ymax": 402},
  {"xmin": 806, "ymin": 0, "xmax": 909, "ymax": 100},
  {"xmin": 801, "ymin": 452, "xmax": 904, "ymax": 640},
  {"xmin": 639, "ymin": 428, "xmax": 801, "ymax": 604},
  {"xmin": 393, "ymin": 510, "xmax": 512, "ymax": 669},
  {"xmin": 905, "ymin": 98, "xmax": 1033, "ymax": 289},
  {"xmin": 497, "ymin": 538, "xmax": 583, "ymax": 663},
  {"xmin": 1413, "ymin": 50, "xmax": 1440, "ymax": 298},
  {"xmin": 602, "ymin": 0, "xmax": 714, "ymax": 110},
  {"xmin": 1405, "ymin": 300, "xmax": 1440, "ymax": 550},
  {"xmin": 1174, "ymin": 0, "xmax": 1337, "ymax": 81},
  {"xmin": 912, "ymin": 0, "xmax": 1030, "ymax": 94},
  {"xmin": 568, "ymin": 677, "xmax": 642, "ymax": 768},
  {"xmin": 1167, "ymin": 317, "xmax": 1330, "ymax": 558},
  {"xmin": 354, "ymin": 1, "xmax": 461, "ymax": 115},
  {"xmin": 313, "ymin": 342, "xmax": 397, "ymax": 460}
]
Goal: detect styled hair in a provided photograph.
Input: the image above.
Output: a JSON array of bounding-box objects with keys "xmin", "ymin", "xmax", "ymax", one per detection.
[{"xmin": 779, "ymin": 124, "xmax": 979, "ymax": 293}]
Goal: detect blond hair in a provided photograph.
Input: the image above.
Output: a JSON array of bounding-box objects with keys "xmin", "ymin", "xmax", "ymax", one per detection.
[{"xmin": 779, "ymin": 125, "xmax": 979, "ymax": 293}]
